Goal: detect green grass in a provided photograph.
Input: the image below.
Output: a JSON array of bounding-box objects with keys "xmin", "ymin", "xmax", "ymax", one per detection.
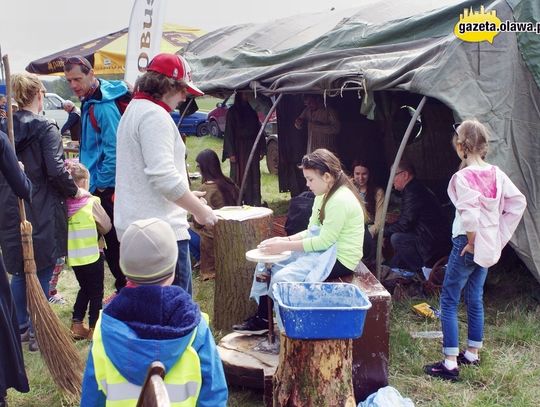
[
  {"xmin": 6, "ymin": 137, "xmax": 540, "ymax": 406},
  {"xmin": 195, "ymin": 96, "xmax": 221, "ymax": 112}
]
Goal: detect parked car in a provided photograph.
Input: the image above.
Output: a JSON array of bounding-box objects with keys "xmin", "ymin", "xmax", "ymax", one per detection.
[
  {"xmin": 42, "ymin": 92, "xmax": 68, "ymax": 129},
  {"xmin": 170, "ymin": 110, "xmax": 209, "ymax": 136},
  {"xmin": 207, "ymin": 97, "xmax": 233, "ymax": 137},
  {"xmin": 207, "ymin": 95, "xmax": 279, "ymax": 174}
]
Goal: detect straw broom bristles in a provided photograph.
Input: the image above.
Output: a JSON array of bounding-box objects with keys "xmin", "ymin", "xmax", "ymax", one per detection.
[{"xmin": 21, "ymin": 220, "xmax": 83, "ymax": 399}]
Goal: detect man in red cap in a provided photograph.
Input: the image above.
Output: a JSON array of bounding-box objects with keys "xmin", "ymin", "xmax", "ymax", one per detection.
[{"xmin": 114, "ymin": 53, "xmax": 216, "ymax": 295}]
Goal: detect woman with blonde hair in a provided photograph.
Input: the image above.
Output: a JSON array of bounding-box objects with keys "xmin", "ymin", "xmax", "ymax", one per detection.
[{"xmin": 0, "ymin": 73, "xmax": 81, "ymax": 347}]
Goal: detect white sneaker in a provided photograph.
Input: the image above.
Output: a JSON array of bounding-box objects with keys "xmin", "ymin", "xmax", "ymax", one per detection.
[{"xmin": 48, "ymin": 293, "xmax": 67, "ymax": 305}]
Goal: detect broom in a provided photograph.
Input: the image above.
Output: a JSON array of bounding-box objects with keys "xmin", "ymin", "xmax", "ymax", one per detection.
[{"xmin": 2, "ymin": 54, "xmax": 83, "ymax": 399}]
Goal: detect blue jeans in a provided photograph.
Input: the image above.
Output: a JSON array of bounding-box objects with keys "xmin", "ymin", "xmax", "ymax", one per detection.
[
  {"xmin": 173, "ymin": 240, "xmax": 192, "ymax": 295},
  {"xmin": 440, "ymin": 235, "xmax": 488, "ymax": 356},
  {"xmin": 188, "ymin": 229, "xmax": 201, "ymax": 262},
  {"xmin": 11, "ymin": 266, "xmax": 54, "ymax": 330}
]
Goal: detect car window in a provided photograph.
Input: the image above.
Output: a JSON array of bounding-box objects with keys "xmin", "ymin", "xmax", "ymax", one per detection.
[
  {"xmin": 225, "ymin": 94, "xmax": 234, "ymax": 108},
  {"xmin": 45, "ymin": 95, "xmax": 63, "ymax": 110}
]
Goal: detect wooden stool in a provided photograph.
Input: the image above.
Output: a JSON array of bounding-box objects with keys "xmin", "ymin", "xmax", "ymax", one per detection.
[
  {"xmin": 245, "ymin": 248, "xmax": 291, "ymax": 345},
  {"xmin": 274, "ymin": 333, "xmax": 356, "ymax": 407}
]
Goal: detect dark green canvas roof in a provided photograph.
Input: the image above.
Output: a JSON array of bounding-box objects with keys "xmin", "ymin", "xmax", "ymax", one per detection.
[{"xmin": 185, "ymin": 0, "xmax": 540, "ymax": 280}]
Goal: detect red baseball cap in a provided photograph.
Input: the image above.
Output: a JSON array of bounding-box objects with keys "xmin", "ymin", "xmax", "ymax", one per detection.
[{"xmin": 146, "ymin": 53, "xmax": 204, "ymax": 96}]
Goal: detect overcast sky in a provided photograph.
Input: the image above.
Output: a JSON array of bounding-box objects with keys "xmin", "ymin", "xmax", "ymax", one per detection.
[{"xmin": 1, "ymin": 0, "xmax": 362, "ymax": 75}]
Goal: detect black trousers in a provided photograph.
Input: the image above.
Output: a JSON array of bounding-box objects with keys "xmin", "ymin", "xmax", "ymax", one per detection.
[
  {"xmin": 93, "ymin": 188, "xmax": 126, "ymax": 292},
  {"xmin": 72, "ymin": 255, "xmax": 105, "ymax": 327}
]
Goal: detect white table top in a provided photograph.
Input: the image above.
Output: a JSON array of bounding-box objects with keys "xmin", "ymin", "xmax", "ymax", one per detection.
[{"xmin": 245, "ymin": 248, "xmax": 292, "ymax": 264}]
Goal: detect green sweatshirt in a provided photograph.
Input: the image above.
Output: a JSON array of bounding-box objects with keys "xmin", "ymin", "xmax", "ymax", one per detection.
[{"xmin": 301, "ymin": 186, "xmax": 364, "ymax": 270}]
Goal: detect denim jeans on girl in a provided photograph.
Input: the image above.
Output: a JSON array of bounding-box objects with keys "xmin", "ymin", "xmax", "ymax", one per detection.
[
  {"xmin": 11, "ymin": 265, "xmax": 54, "ymax": 330},
  {"xmin": 440, "ymin": 235, "xmax": 488, "ymax": 356}
]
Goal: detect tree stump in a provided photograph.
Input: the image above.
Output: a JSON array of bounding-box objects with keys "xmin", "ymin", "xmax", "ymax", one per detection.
[
  {"xmin": 273, "ymin": 333, "xmax": 356, "ymax": 407},
  {"xmin": 213, "ymin": 207, "xmax": 273, "ymax": 330}
]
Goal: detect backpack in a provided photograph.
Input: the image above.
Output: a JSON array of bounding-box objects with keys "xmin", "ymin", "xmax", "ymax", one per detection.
[
  {"xmin": 87, "ymin": 92, "xmax": 132, "ymax": 134},
  {"xmin": 285, "ymin": 191, "xmax": 315, "ymax": 236}
]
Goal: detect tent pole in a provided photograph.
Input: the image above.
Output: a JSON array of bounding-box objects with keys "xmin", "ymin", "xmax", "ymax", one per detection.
[
  {"xmin": 175, "ymin": 98, "xmax": 194, "ymax": 128},
  {"xmin": 237, "ymin": 94, "xmax": 283, "ymax": 205},
  {"xmin": 375, "ymin": 96, "xmax": 427, "ymax": 281}
]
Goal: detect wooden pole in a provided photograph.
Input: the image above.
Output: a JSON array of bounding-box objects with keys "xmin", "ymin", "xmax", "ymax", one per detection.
[{"xmin": 237, "ymin": 93, "xmax": 283, "ymax": 205}]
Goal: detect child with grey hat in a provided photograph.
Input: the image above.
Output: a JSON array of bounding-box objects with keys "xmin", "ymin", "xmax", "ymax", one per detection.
[{"xmin": 81, "ymin": 218, "xmax": 227, "ymax": 406}]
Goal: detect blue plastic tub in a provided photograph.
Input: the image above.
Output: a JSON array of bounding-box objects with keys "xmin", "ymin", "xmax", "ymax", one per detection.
[{"xmin": 272, "ymin": 282, "xmax": 372, "ymax": 340}]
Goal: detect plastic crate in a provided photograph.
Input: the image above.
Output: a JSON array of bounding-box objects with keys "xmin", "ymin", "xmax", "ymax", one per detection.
[{"xmin": 273, "ymin": 282, "xmax": 372, "ymax": 340}]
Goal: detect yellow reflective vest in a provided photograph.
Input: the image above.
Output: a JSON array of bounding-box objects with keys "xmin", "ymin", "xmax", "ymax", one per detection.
[
  {"xmin": 91, "ymin": 314, "xmax": 202, "ymax": 406},
  {"xmin": 67, "ymin": 197, "xmax": 100, "ymax": 267}
]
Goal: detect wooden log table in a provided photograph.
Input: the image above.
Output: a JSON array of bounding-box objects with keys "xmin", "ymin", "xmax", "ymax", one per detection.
[
  {"xmin": 213, "ymin": 206, "xmax": 273, "ymax": 331},
  {"xmin": 274, "ymin": 333, "xmax": 356, "ymax": 407}
]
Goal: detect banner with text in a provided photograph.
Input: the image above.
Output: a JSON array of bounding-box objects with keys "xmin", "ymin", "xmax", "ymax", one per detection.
[{"xmin": 125, "ymin": 0, "xmax": 167, "ymax": 86}]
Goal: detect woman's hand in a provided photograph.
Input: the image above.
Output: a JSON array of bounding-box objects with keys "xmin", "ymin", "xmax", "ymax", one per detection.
[
  {"xmin": 74, "ymin": 188, "xmax": 91, "ymax": 199},
  {"xmin": 193, "ymin": 190, "xmax": 208, "ymax": 205},
  {"xmin": 258, "ymin": 236, "xmax": 289, "ymax": 255},
  {"xmin": 194, "ymin": 204, "xmax": 218, "ymax": 226}
]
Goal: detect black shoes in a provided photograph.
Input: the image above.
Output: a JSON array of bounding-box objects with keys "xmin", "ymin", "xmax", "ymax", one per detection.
[
  {"xmin": 424, "ymin": 361, "xmax": 459, "ymax": 381},
  {"xmin": 232, "ymin": 316, "xmax": 269, "ymax": 335},
  {"xmin": 20, "ymin": 327, "xmax": 39, "ymax": 352},
  {"xmin": 457, "ymin": 351, "xmax": 480, "ymax": 366}
]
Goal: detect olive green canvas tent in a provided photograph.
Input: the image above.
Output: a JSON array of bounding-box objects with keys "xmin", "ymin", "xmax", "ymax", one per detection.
[{"xmin": 184, "ymin": 0, "xmax": 540, "ymax": 282}]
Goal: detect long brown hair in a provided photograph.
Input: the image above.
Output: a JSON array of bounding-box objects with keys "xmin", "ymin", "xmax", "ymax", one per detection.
[
  {"xmin": 352, "ymin": 159, "xmax": 377, "ymax": 221},
  {"xmin": 300, "ymin": 148, "xmax": 364, "ymax": 224},
  {"xmin": 196, "ymin": 149, "xmax": 239, "ymax": 206}
]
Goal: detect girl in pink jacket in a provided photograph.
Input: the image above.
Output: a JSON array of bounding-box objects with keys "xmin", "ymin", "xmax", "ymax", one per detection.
[{"xmin": 425, "ymin": 119, "xmax": 526, "ymax": 381}]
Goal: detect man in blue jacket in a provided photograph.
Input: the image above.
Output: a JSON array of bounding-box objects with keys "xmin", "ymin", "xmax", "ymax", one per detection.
[
  {"xmin": 81, "ymin": 218, "xmax": 228, "ymax": 406},
  {"xmin": 64, "ymin": 56, "xmax": 129, "ymax": 296}
]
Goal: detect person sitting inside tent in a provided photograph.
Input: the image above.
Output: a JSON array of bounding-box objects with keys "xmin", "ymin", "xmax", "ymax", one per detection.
[
  {"xmin": 383, "ymin": 160, "xmax": 450, "ymax": 276},
  {"xmin": 81, "ymin": 218, "xmax": 228, "ymax": 406}
]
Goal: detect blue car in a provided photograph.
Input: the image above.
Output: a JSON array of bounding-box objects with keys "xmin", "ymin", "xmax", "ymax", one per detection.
[{"xmin": 170, "ymin": 110, "xmax": 209, "ymax": 137}]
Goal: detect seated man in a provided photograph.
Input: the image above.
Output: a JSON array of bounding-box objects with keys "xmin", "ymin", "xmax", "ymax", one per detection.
[
  {"xmin": 81, "ymin": 218, "xmax": 227, "ymax": 407},
  {"xmin": 383, "ymin": 160, "xmax": 450, "ymax": 275}
]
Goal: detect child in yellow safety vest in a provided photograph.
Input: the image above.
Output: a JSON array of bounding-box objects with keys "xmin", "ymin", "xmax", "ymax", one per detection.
[
  {"xmin": 65, "ymin": 161, "xmax": 111, "ymax": 340},
  {"xmin": 80, "ymin": 218, "xmax": 228, "ymax": 406}
]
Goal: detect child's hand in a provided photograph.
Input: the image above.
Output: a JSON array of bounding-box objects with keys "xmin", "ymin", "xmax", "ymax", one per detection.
[
  {"xmin": 257, "ymin": 237, "xmax": 288, "ymax": 254},
  {"xmin": 461, "ymin": 243, "xmax": 474, "ymax": 256}
]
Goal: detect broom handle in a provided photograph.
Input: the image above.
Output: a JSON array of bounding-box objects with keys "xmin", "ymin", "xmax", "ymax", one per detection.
[{"xmin": 2, "ymin": 55, "xmax": 28, "ymax": 221}]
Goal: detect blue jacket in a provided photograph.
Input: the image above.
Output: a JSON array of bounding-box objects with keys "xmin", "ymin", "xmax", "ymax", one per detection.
[
  {"xmin": 81, "ymin": 285, "xmax": 228, "ymax": 406},
  {"xmin": 80, "ymin": 79, "xmax": 128, "ymax": 192}
]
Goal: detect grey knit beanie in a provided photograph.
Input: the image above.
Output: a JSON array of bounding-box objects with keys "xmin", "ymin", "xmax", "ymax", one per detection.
[{"xmin": 119, "ymin": 218, "xmax": 177, "ymax": 285}]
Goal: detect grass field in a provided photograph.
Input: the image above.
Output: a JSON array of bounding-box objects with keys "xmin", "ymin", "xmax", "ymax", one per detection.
[
  {"xmin": 194, "ymin": 96, "xmax": 222, "ymax": 112},
  {"xmin": 6, "ymin": 135, "xmax": 540, "ymax": 406}
]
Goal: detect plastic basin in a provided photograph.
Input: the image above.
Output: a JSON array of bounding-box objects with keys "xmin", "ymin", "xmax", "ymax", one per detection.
[{"xmin": 273, "ymin": 282, "xmax": 372, "ymax": 340}]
